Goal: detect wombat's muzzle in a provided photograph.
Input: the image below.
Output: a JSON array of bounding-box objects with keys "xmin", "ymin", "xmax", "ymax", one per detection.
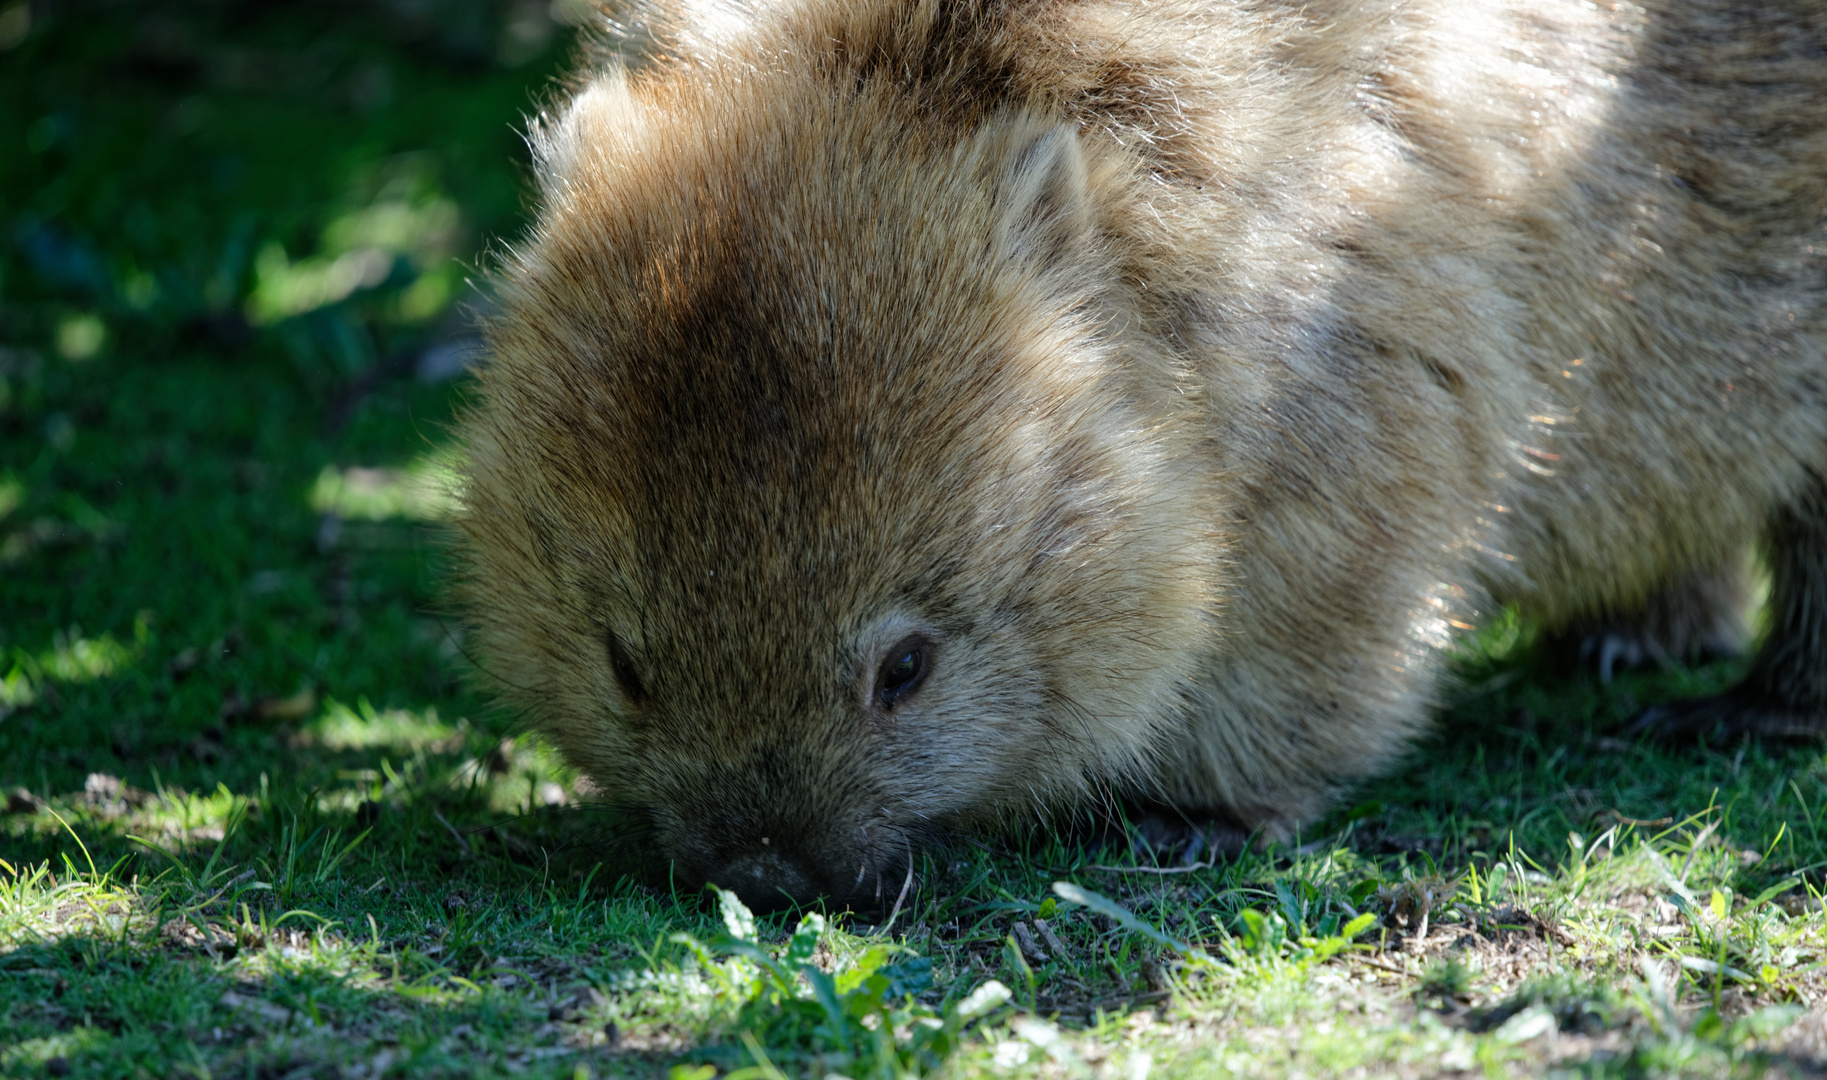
[
  {"xmin": 657, "ymin": 788, "xmax": 913, "ymax": 913},
  {"xmin": 694, "ymin": 827, "xmax": 914, "ymax": 915},
  {"xmin": 709, "ymin": 849, "xmax": 824, "ymax": 913}
]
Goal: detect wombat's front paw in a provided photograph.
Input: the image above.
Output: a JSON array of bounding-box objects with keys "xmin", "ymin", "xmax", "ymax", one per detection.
[
  {"xmin": 1549, "ymin": 562, "xmax": 1746, "ymax": 679},
  {"xmin": 1553, "ymin": 560, "xmax": 1753, "ymax": 683},
  {"xmin": 1630, "ymin": 693, "xmax": 1825, "ymax": 745},
  {"xmin": 1118, "ymin": 807, "xmax": 1254, "ymax": 866}
]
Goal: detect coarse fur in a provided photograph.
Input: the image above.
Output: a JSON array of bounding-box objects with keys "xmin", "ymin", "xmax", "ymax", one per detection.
[{"xmin": 455, "ymin": 0, "xmax": 1827, "ymax": 909}]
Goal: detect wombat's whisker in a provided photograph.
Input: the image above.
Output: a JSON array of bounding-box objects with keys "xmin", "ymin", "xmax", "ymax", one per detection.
[{"xmin": 878, "ymin": 847, "xmax": 916, "ymax": 937}]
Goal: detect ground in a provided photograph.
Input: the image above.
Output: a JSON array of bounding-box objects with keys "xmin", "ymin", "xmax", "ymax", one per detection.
[{"xmin": 4, "ymin": 3, "xmax": 1827, "ymax": 1078}]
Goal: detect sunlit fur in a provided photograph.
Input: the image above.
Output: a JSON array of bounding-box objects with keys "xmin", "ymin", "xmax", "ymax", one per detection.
[{"xmin": 456, "ymin": 0, "xmax": 1827, "ymax": 905}]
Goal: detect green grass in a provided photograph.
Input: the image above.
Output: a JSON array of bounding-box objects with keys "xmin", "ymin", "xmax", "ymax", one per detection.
[{"xmin": 5, "ymin": 4, "xmax": 1827, "ymax": 1077}]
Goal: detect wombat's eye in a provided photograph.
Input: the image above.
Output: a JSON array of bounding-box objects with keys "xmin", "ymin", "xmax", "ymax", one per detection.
[
  {"xmin": 607, "ymin": 632, "xmax": 648, "ymax": 707},
  {"xmin": 875, "ymin": 636, "xmax": 930, "ymax": 709}
]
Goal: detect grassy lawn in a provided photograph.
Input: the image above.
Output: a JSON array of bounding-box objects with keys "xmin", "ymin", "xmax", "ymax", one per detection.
[{"xmin": 4, "ymin": 4, "xmax": 1827, "ymax": 1077}]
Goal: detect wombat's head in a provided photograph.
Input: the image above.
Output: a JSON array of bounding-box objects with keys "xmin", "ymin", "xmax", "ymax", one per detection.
[{"xmin": 456, "ymin": 61, "xmax": 1222, "ymax": 911}]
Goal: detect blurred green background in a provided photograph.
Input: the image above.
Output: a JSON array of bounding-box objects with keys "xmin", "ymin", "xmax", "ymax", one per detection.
[{"xmin": 0, "ymin": 0, "xmax": 586, "ymax": 833}]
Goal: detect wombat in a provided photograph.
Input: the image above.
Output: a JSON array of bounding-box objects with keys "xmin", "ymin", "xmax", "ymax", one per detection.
[{"xmin": 455, "ymin": 0, "xmax": 1827, "ymax": 910}]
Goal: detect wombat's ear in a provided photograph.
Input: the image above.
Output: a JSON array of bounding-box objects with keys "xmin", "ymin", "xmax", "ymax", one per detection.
[
  {"xmin": 530, "ymin": 67, "xmax": 642, "ymax": 198},
  {"xmin": 995, "ymin": 124, "xmax": 1093, "ymax": 268}
]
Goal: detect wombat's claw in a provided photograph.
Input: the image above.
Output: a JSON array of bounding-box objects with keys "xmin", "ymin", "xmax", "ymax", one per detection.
[
  {"xmin": 1630, "ymin": 694, "xmax": 1824, "ymax": 745},
  {"xmin": 1579, "ymin": 629, "xmax": 1673, "ymax": 684}
]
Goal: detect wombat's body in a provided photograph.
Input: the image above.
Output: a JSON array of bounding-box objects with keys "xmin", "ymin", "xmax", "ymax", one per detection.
[{"xmin": 457, "ymin": 0, "xmax": 1827, "ymax": 908}]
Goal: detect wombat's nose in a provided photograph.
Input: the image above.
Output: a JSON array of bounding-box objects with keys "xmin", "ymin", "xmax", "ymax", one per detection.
[{"xmin": 711, "ymin": 850, "xmax": 821, "ymax": 913}]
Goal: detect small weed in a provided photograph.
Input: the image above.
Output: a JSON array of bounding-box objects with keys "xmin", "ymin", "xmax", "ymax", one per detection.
[
  {"xmin": 1418, "ymin": 956, "xmax": 1475, "ymax": 1006},
  {"xmin": 673, "ymin": 888, "xmax": 1012, "ymax": 1077}
]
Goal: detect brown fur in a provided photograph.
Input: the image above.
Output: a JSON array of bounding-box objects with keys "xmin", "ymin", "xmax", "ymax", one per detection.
[{"xmin": 454, "ymin": 0, "xmax": 1827, "ymax": 908}]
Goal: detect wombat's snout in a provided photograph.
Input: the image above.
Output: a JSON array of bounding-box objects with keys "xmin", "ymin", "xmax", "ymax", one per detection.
[
  {"xmin": 679, "ymin": 811, "xmax": 914, "ymax": 914},
  {"xmin": 709, "ymin": 848, "xmax": 822, "ymax": 913}
]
